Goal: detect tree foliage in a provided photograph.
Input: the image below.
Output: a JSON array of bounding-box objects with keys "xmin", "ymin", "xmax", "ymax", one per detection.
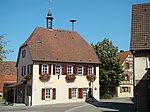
[
  {"xmin": 0, "ymin": 34, "xmax": 13, "ymax": 61},
  {"xmin": 92, "ymin": 38, "xmax": 122, "ymax": 87}
]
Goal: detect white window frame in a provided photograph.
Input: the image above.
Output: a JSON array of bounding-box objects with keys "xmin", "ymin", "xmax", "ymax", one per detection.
[
  {"xmin": 82, "ymin": 88, "xmax": 88, "ymax": 98},
  {"xmin": 55, "ymin": 65, "xmax": 62, "ymax": 75},
  {"xmin": 147, "ymin": 57, "xmax": 150, "ymax": 68},
  {"xmin": 78, "ymin": 66, "xmax": 83, "ymax": 75},
  {"xmin": 122, "ymin": 87, "xmax": 129, "ymax": 92},
  {"xmin": 42, "ymin": 64, "xmax": 48, "ymax": 74},
  {"xmin": 88, "ymin": 66, "xmax": 93, "ymax": 75},
  {"xmin": 72, "ymin": 88, "xmax": 78, "ymax": 99},
  {"xmin": 45, "ymin": 88, "xmax": 52, "ymax": 100},
  {"xmin": 67, "ymin": 65, "xmax": 73, "ymax": 75}
]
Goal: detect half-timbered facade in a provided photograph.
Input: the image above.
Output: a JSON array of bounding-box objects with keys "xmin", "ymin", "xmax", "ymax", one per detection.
[{"xmin": 116, "ymin": 51, "xmax": 133, "ymax": 98}]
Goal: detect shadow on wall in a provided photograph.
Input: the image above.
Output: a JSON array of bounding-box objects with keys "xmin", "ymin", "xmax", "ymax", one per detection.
[{"xmin": 135, "ymin": 70, "xmax": 150, "ymax": 111}]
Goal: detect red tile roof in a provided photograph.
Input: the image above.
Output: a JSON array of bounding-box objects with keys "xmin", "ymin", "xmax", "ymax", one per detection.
[
  {"xmin": 117, "ymin": 51, "xmax": 131, "ymax": 65},
  {"xmin": 0, "ymin": 61, "xmax": 17, "ymax": 75},
  {"xmin": 19, "ymin": 27, "xmax": 100, "ymax": 64}
]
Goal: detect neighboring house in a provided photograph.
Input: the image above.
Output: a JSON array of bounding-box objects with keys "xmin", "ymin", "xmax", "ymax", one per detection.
[
  {"xmin": 0, "ymin": 61, "xmax": 17, "ymax": 100},
  {"xmin": 130, "ymin": 3, "xmax": 150, "ymax": 111},
  {"xmin": 13, "ymin": 10, "xmax": 100, "ymax": 106},
  {"xmin": 116, "ymin": 51, "xmax": 133, "ymax": 98}
]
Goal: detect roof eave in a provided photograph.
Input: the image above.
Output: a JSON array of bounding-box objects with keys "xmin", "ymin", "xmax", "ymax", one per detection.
[{"xmin": 32, "ymin": 60, "xmax": 100, "ymax": 65}]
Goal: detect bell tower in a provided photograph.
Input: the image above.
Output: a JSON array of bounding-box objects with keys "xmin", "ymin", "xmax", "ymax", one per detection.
[{"xmin": 46, "ymin": 0, "xmax": 54, "ymax": 29}]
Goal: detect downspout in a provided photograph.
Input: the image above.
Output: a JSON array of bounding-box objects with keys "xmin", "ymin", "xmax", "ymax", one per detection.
[
  {"xmin": 30, "ymin": 62, "xmax": 34, "ymax": 106},
  {"xmin": 132, "ymin": 50, "xmax": 137, "ymax": 111}
]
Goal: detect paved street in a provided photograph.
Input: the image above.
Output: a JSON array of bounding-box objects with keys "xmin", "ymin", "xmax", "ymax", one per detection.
[{"xmin": 0, "ymin": 98, "xmax": 133, "ymax": 112}]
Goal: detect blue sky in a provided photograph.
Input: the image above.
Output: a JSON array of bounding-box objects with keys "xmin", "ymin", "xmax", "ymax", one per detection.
[{"xmin": 0, "ymin": 0, "xmax": 150, "ymax": 61}]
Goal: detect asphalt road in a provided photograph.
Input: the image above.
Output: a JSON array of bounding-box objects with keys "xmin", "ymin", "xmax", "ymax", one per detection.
[{"xmin": 0, "ymin": 98, "xmax": 133, "ymax": 112}]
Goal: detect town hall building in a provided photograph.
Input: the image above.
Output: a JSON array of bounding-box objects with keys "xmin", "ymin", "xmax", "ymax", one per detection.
[{"xmin": 13, "ymin": 9, "xmax": 100, "ymax": 106}]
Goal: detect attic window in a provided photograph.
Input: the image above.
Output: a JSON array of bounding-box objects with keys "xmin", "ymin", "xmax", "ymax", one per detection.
[
  {"xmin": 22, "ymin": 50, "xmax": 26, "ymax": 58},
  {"xmin": 37, "ymin": 39, "xmax": 41, "ymax": 43}
]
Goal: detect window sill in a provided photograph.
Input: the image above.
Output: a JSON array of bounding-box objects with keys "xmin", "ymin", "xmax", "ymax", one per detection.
[
  {"xmin": 71, "ymin": 98, "xmax": 78, "ymax": 100},
  {"xmin": 78, "ymin": 74, "xmax": 84, "ymax": 76},
  {"xmin": 45, "ymin": 99, "xmax": 52, "ymax": 101}
]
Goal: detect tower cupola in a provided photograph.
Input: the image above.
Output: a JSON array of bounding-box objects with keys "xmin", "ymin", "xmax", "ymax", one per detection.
[{"xmin": 46, "ymin": 10, "xmax": 54, "ymax": 29}]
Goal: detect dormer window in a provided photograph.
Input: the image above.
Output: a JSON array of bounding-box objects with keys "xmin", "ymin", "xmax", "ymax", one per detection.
[{"xmin": 22, "ymin": 50, "xmax": 26, "ymax": 58}]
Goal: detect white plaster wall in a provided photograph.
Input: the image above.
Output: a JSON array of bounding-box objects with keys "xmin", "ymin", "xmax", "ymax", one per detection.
[
  {"xmin": 135, "ymin": 57, "xmax": 148, "ymax": 80},
  {"xmin": 32, "ymin": 64, "xmax": 99, "ymax": 106}
]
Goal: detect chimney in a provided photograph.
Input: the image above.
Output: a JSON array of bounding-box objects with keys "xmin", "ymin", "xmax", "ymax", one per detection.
[{"xmin": 70, "ymin": 19, "xmax": 76, "ymax": 31}]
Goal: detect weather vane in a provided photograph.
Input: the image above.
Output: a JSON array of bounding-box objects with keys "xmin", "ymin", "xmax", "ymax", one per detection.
[{"xmin": 48, "ymin": 0, "xmax": 51, "ymax": 11}]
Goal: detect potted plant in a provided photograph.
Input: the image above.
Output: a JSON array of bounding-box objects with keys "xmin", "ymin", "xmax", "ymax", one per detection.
[
  {"xmin": 86, "ymin": 74, "xmax": 96, "ymax": 82},
  {"xmin": 24, "ymin": 74, "xmax": 31, "ymax": 80},
  {"xmin": 65, "ymin": 74, "xmax": 76, "ymax": 82},
  {"xmin": 39, "ymin": 74, "xmax": 50, "ymax": 82}
]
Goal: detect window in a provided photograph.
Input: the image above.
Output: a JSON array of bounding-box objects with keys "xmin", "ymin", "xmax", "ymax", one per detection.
[
  {"xmin": 22, "ymin": 50, "xmax": 26, "ymax": 58},
  {"xmin": 72, "ymin": 88, "xmax": 78, "ymax": 98},
  {"xmin": 55, "ymin": 65, "xmax": 61, "ymax": 75},
  {"xmin": 42, "ymin": 64, "xmax": 48, "ymax": 74},
  {"xmin": 82, "ymin": 88, "xmax": 88, "ymax": 98},
  {"xmin": 45, "ymin": 88, "xmax": 52, "ymax": 99},
  {"xmin": 125, "ymin": 63, "xmax": 130, "ymax": 69},
  {"xmin": 122, "ymin": 87, "xmax": 129, "ymax": 92},
  {"xmin": 41, "ymin": 88, "xmax": 56, "ymax": 100},
  {"xmin": 22, "ymin": 66, "xmax": 26, "ymax": 76},
  {"xmin": 78, "ymin": 66, "xmax": 83, "ymax": 75},
  {"xmin": 67, "ymin": 65, "xmax": 73, "ymax": 75},
  {"xmin": 27, "ymin": 65, "xmax": 32, "ymax": 75},
  {"xmin": 147, "ymin": 57, "xmax": 150, "ymax": 68},
  {"xmin": 88, "ymin": 66, "xmax": 93, "ymax": 75},
  {"xmin": 123, "ymin": 75, "xmax": 129, "ymax": 81}
]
